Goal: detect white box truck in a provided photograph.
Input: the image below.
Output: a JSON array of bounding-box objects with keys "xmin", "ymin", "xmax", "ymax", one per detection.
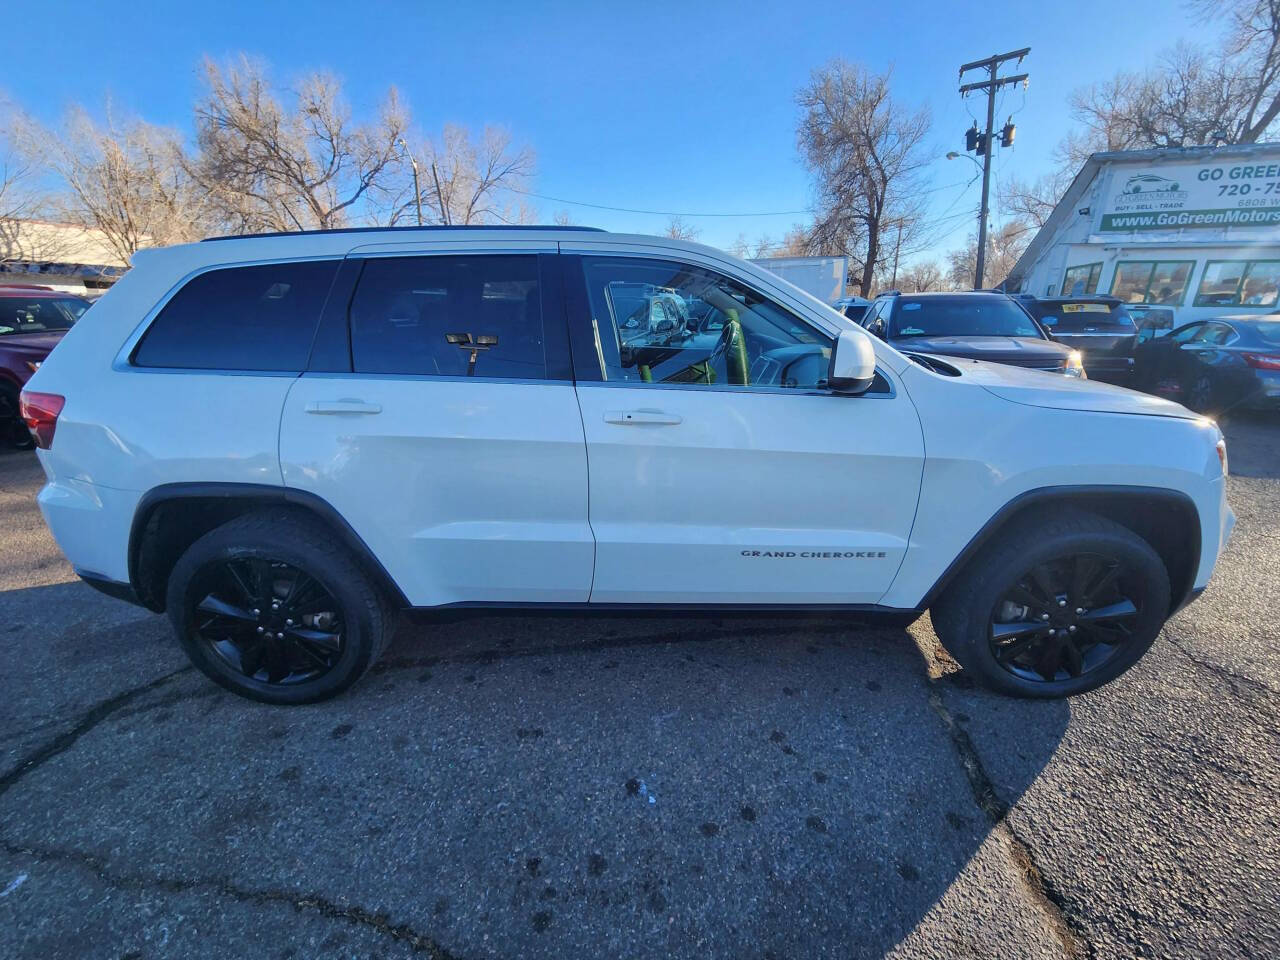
[{"xmin": 750, "ymin": 255, "xmax": 848, "ymax": 304}]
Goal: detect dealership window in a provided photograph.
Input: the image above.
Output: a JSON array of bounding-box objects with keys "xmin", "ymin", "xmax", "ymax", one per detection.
[
  {"xmin": 1193, "ymin": 260, "xmax": 1280, "ymax": 307},
  {"xmin": 1061, "ymin": 262, "xmax": 1103, "ymax": 296},
  {"xmin": 1109, "ymin": 260, "xmax": 1193, "ymax": 305}
]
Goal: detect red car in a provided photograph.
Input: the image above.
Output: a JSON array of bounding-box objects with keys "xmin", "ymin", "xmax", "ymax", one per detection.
[{"xmin": 1, "ymin": 285, "xmax": 92, "ymax": 448}]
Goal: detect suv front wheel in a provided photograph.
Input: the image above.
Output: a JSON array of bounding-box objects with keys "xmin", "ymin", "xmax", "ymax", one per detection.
[
  {"xmin": 931, "ymin": 507, "xmax": 1171, "ymax": 698},
  {"xmin": 167, "ymin": 510, "xmax": 395, "ymax": 704}
]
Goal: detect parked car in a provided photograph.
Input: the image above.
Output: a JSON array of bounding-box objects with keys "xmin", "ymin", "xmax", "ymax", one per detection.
[
  {"xmin": 1134, "ymin": 315, "xmax": 1280, "ymax": 414},
  {"xmin": 0, "ymin": 285, "xmax": 91, "ymax": 448},
  {"xmin": 1021, "ymin": 296, "xmax": 1138, "ymax": 384},
  {"xmin": 834, "ymin": 295, "xmax": 872, "ymax": 322},
  {"xmin": 860, "ymin": 291, "xmax": 1085, "ymax": 376},
  {"xmin": 24, "ymin": 226, "xmax": 1231, "ymax": 704}
]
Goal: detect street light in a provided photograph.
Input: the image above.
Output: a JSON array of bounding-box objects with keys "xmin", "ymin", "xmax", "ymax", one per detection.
[
  {"xmin": 397, "ymin": 137, "xmax": 424, "ymax": 227},
  {"xmin": 947, "ymin": 152, "xmax": 988, "ymax": 289},
  {"xmin": 946, "ymin": 151, "xmax": 983, "ymax": 171}
]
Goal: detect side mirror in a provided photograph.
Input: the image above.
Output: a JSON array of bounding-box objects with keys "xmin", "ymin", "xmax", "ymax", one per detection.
[{"xmin": 828, "ymin": 329, "xmax": 877, "ymax": 395}]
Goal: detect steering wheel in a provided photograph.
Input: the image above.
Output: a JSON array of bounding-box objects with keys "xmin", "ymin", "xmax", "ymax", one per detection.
[{"xmin": 702, "ymin": 320, "xmax": 736, "ymax": 372}]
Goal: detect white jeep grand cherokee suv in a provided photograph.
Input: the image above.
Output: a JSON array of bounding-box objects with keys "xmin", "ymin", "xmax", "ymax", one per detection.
[{"xmin": 21, "ymin": 227, "xmax": 1234, "ymax": 704}]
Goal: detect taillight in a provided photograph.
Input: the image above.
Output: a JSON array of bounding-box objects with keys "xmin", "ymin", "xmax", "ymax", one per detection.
[
  {"xmin": 18, "ymin": 391, "xmax": 64, "ymax": 449},
  {"xmin": 1243, "ymin": 352, "xmax": 1280, "ymax": 371}
]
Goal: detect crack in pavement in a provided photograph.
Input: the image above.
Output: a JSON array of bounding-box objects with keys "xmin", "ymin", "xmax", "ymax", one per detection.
[
  {"xmin": 911, "ymin": 631, "xmax": 1094, "ymax": 960},
  {"xmin": 373, "ymin": 620, "xmax": 889, "ymax": 673},
  {"xmin": 1163, "ymin": 635, "xmax": 1279, "ymax": 703},
  {"xmin": 1, "ymin": 839, "xmax": 460, "ymax": 959},
  {"xmin": 0, "ymin": 666, "xmax": 193, "ymax": 800}
]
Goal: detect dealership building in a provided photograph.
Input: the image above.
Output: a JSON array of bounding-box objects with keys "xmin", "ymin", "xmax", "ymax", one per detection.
[{"xmin": 1006, "ymin": 144, "xmax": 1280, "ymax": 324}]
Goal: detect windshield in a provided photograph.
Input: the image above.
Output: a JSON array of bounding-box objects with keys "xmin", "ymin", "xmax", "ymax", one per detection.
[
  {"xmin": 1031, "ymin": 301, "xmax": 1137, "ymax": 332},
  {"xmin": 0, "ymin": 297, "xmax": 85, "ymax": 336},
  {"xmin": 891, "ymin": 296, "xmax": 1041, "ymax": 339}
]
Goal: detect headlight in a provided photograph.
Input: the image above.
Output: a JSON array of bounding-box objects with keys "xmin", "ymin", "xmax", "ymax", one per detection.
[
  {"xmin": 1063, "ymin": 350, "xmax": 1086, "ymax": 378},
  {"xmin": 25, "ymin": 360, "xmax": 41, "ymax": 373}
]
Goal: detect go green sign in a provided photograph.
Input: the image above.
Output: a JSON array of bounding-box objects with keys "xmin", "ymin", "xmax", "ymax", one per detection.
[
  {"xmin": 1100, "ymin": 160, "xmax": 1280, "ymax": 231},
  {"xmin": 1101, "ymin": 207, "xmax": 1280, "ymax": 231}
]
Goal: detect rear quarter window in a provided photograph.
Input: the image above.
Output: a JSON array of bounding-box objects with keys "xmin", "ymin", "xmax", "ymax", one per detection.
[
  {"xmin": 1034, "ymin": 302, "xmax": 1136, "ymax": 332},
  {"xmin": 132, "ymin": 260, "xmax": 339, "ymax": 371}
]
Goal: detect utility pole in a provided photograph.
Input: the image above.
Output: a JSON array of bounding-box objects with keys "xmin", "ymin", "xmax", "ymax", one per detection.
[
  {"xmin": 890, "ymin": 220, "xmax": 903, "ymax": 290},
  {"xmin": 959, "ymin": 48, "xmax": 1028, "ymax": 289},
  {"xmin": 397, "ymin": 138, "xmax": 424, "ymax": 226},
  {"xmin": 430, "ymin": 163, "xmax": 450, "ymax": 225}
]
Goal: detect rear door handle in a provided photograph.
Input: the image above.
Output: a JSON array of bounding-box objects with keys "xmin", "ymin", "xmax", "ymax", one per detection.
[
  {"xmin": 305, "ymin": 399, "xmax": 383, "ymax": 415},
  {"xmin": 603, "ymin": 409, "xmax": 683, "ymax": 425}
]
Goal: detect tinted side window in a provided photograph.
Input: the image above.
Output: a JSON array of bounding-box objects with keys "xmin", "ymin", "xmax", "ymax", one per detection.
[
  {"xmin": 134, "ymin": 260, "xmax": 338, "ymax": 370},
  {"xmin": 349, "ymin": 255, "xmax": 546, "ymax": 379}
]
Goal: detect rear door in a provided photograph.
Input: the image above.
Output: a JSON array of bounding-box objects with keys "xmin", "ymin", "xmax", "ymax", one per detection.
[
  {"xmin": 561, "ymin": 249, "xmax": 924, "ymax": 606},
  {"xmin": 279, "ymin": 244, "xmax": 594, "ymax": 607}
]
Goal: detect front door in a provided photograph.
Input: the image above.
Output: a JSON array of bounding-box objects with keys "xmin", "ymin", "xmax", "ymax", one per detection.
[
  {"xmin": 563, "ymin": 253, "xmax": 924, "ymax": 606},
  {"xmin": 280, "ymin": 249, "xmax": 594, "ymax": 607}
]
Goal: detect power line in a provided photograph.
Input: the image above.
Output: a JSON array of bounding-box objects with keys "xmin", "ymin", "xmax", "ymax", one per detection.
[
  {"xmin": 507, "ymin": 178, "xmax": 977, "ymax": 221},
  {"xmin": 506, "ymin": 186, "xmax": 811, "ymax": 219}
]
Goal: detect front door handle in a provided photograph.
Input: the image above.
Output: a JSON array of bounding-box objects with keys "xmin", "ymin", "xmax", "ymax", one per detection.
[
  {"xmin": 603, "ymin": 409, "xmax": 683, "ymax": 425},
  {"xmin": 305, "ymin": 399, "xmax": 383, "ymax": 415}
]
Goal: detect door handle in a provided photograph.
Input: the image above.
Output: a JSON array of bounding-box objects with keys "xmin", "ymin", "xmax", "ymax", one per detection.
[
  {"xmin": 603, "ymin": 409, "xmax": 683, "ymax": 425},
  {"xmin": 305, "ymin": 399, "xmax": 383, "ymax": 415}
]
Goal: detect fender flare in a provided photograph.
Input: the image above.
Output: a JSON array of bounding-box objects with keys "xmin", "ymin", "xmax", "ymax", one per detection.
[
  {"xmin": 914, "ymin": 484, "xmax": 1201, "ymax": 613},
  {"xmin": 128, "ymin": 482, "xmax": 409, "ymax": 609}
]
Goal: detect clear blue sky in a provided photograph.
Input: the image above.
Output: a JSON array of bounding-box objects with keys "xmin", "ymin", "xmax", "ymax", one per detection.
[{"xmin": 12, "ymin": 0, "xmax": 1198, "ymax": 261}]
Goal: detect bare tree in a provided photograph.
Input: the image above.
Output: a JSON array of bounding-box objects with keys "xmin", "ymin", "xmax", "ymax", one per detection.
[
  {"xmin": 188, "ymin": 58, "xmax": 407, "ymax": 233},
  {"xmin": 552, "ymin": 209, "xmax": 577, "ymax": 226},
  {"xmin": 387, "ymin": 125, "xmax": 534, "ymax": 226},
  {"xmin": 797, "ymin": 60, "xmax": 931, "ymax": 296},
  {"xmin": 998, "ymin": 170, "xmax": 1072, "ymax": 231},
  {"xmin": 0, "ymin": 132, "xmax": 39, "ymax": 263},
  {"xmin": 897, "ymin": 259, "xmax": 947, "ymax": 293},
  {"xmin": 1200, "ymin": 0, "xmax": 1280, "ymax": 141},
  {"xmin": 13, "ymin": 105, "xmax": 209, "ymax": 263},
  {"xmin": 945, "ymin": 219, "xmax": 1033, "ymax": 290},
  {"xmin": 663, "ymin": 215, "xmax": 701, "ymax": 241},
  {"xmin": 727, "ymin": 232, "xmax": 751, "ymax": 257},
  {"xmin": 750, "ymin": 235, "xmax": 775, "ymax": 258},
  {"xmin": 1065, "ymin": 4, "xmax": 1280, "ymax": 152}
]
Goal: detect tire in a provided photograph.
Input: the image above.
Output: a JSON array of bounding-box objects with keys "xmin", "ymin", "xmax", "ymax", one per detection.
[
  {"xmin": 1186, "ymin": 374, "xmax": 1214, "ymax": 414},
  {"xmin": 166, "ymin": 509, "xmax": 396, "ymax": 704},
  {"xmin": 930, "ymin": 507, "xmax": 1171, "ymax": 698},
  {"xmin": 0, "ymin": 383, "xmax": 34, "ymax": 450}
]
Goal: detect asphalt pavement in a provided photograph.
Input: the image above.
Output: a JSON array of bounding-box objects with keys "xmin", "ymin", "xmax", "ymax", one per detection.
[{"xmin": 0, "ymin": 414, "xmax": 1276, "ymax": 959}]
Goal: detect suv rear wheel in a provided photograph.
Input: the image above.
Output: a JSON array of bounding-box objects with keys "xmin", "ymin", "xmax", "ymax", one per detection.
[
  {"xmin": 931, "ymin": 507, "xmax": 1171, "ymax": 698},
  {"xmin": 166, "ymin": 510, "xmax": 395, "ymax": 704}
]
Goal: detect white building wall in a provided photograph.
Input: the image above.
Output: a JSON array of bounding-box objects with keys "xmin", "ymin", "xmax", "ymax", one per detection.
[{"xmin": 1015, "ymin": 147, "xmax": 1280, "ymax": 325}]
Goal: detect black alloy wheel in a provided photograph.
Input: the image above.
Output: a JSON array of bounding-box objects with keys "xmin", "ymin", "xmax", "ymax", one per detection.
[
  {"xmin": 191, "ymin": 557, "xmax": 345, "ymax": 685},
  {"xmin": 1187, "ymin": 374, "xmax": 1214, "ymax": 413},
  {"xmin": 989, "ymin": 552, "xmax": 1141, "ymax": 684}
]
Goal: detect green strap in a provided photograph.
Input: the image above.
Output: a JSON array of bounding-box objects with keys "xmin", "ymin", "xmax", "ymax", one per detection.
[{"xmin": 723, "ymin": 309, "xmax": 749, "ymax": 386}]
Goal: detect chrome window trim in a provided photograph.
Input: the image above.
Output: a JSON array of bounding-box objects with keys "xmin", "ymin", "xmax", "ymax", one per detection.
[{"xmin": 573, "ymin": 369, "xmax": 897, "ymax": 400}]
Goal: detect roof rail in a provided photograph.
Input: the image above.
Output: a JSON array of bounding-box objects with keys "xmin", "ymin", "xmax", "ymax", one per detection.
[{"xmin": 201, "ymin": 224, "xmax": 608, "ymax": 243}]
